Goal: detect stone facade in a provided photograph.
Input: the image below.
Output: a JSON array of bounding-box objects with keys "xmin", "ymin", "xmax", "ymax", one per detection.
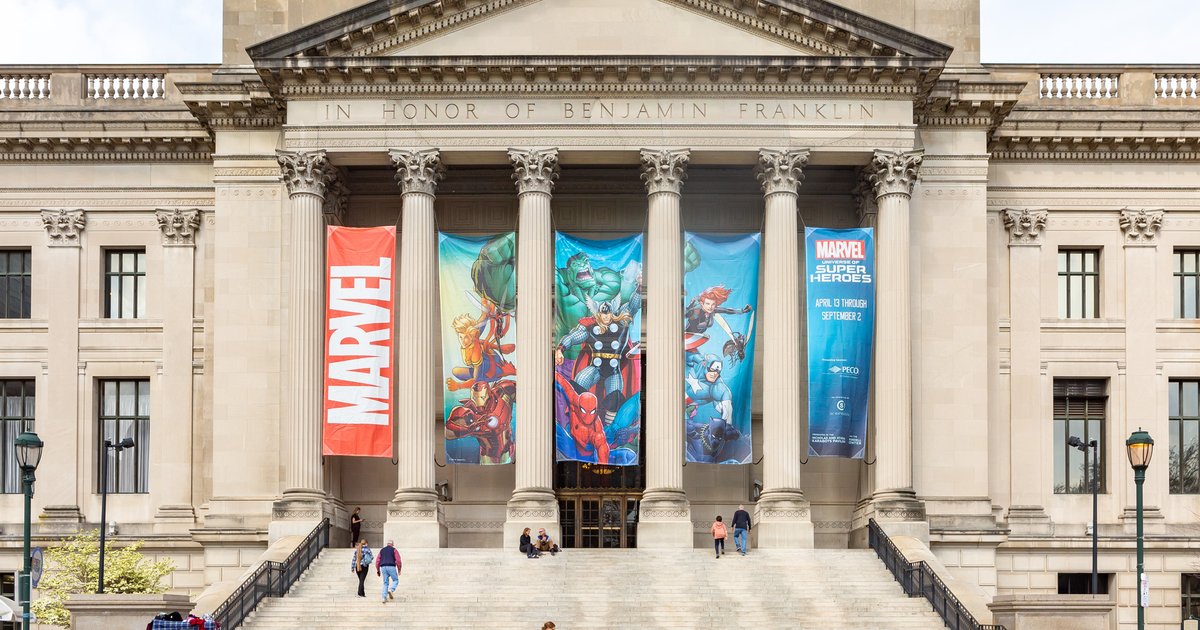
[{"xmin": 0, "ymin": 1, "xmax": 1198, "ymax": 628}]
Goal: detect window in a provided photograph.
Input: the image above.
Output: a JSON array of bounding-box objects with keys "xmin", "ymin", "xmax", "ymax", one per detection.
[
  {"xmin": 104, "ymin": 249, "xmax": 145, "ymax": 319},
  {"xmin": 0, "ymin": 380, "xmax": 34, "ymax": 494},
  {"xmin": 1053, "ymin": 379, "xmax": 1106, "ymax": 494},
  {"xmin": 1184, "ymin": 574, "xmax": 1200, "ymax": 622},
  {"xmin": 1176, "ymin": 251, "xmax": 1200, "ymax": 318},
  {"xmin": 98, "ymin": 379, "xmax": 149, "ymax": 493},
  {"xmin": 1057, "ymin": 572, "xmax": 1111, "ymax": 595},
  {"xmin": 0, "ymin": 250, "xmax": 31, "ymax": 318},
  {"xmin": 1169, "ymin": 380, "xmax": 1200, "ymax": 494},
  {"xmin": 0, "ymin": 571, "xmax": 14, "ymax": 630},
  {"xmin": 1058, "ymin": 249, "xmax": 1100, "ymax": 318}
]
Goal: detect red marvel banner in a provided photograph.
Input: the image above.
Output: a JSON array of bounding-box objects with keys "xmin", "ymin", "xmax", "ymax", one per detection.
[{"xmin": 323, "ymin": 226, "xmax": 395, "ymax": 457}]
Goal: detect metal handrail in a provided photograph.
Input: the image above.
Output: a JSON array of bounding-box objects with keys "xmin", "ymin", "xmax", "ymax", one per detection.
[
  {"xmin": 211, "ymin": 518, "xmax": 330, "ymax": 630},
  {"xmin": 868, "ymin": 518, "xmax": 1006, "ymax": 630}
]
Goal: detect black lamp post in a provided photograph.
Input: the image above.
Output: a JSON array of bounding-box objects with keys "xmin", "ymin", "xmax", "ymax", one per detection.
[
  {"xmin": 14, "ymin": 430, "xmax": 44, "ymax": 630},
  {"xmin": 1125, "ymin": 429, "xmax": 1154, "ymax": 630},
  {"xmin": 97, "ymin": 437, "xmax": 134, "ymax": 594},
  {"xmin": 1067, "ymin": 435, "xmax": 1099, "ymax": 595}
]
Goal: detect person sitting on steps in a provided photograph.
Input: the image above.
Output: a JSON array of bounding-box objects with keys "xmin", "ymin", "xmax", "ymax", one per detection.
[
  {"xmin": 519, "ymin": 527, "xmax": 540, "ymax": 558},
  {"xmin": 535, "ymin": 528, "xmax": 560, "ymax": 555}
]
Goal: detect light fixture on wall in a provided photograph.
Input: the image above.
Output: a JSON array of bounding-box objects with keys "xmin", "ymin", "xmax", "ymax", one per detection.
[
  {"xmin": 751, "ymin": 479, "xmax": 763, "ymax": 502},
  {"xmin": 435, "ymin": 481, "xmax": 453, "ymax": 503}
]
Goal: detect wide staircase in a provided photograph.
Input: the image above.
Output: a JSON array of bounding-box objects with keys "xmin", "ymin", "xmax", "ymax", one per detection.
[{"xmin": 237, "ymin": 547, "xmax": 950, "ymax": 629}]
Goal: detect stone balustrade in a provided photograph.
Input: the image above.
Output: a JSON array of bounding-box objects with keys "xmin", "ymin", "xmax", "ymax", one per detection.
[
  {"xmin": 0, "ymin": 73, "xmax": 51, "ymax": 99},
  {"xmin": 0, "ymin": 66, "xmax": 215, "ymax": 108},
  {"xmin": 986, "ymin": 65, "xmax": 1200, "ymax": 106}
]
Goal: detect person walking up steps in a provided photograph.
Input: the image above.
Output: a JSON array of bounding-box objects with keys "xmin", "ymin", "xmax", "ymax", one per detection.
[
  {"xmin": 375, "ymin": 539, "xmax": 401, "ymax": 604},
  {"xmin": 351, "ymin": 538, "xmax": 373, "ymax": 597},
  {"xmin": 711, "ymin": 515, "xmax": 728, "ymax": 558},
  {"xmin": 732, "ymin": 504, "xmax": 752, "ymax": 556}
]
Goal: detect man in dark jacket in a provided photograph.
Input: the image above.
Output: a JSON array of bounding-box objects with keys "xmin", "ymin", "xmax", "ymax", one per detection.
[
  {"xmin": 375, "ymin": 539, "xmax": 401, "ymax": 603},
  {"xmin": 732, "ymin": 505, "xmax": 752, "ymax": 555}
]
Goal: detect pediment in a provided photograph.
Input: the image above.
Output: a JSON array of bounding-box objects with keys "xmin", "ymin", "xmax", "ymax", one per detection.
[{"xmin": 248, "ymin": 0, "xmax": 952, "ymax": 62}]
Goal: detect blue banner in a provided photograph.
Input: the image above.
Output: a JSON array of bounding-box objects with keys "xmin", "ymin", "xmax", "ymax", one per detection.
[
  {"xmin": 806, "ymin": 227, "xmax": 875, "ymax": 459},
  {"xmin": 553, "ymin": 232, "xmax": 643, "ymax": 465},
  {"xmin": 683, "ymin": 232, "xmax": 760, "ymax": 464}
]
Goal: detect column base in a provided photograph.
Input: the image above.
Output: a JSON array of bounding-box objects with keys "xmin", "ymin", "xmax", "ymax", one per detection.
[
  {"xmin": 268, "ymin": 491, "xmax": 331, "ymax": 543},
  {"xmin": 1005, "ymin": 505, "xmax": 1053, "ymax": 537},
  {"xmin": 503, "ymin": 488, "xmax": 559, "ymax": 550},
  {"xmin": 153, "ymin": 505, "xmax": 197, "ymax": 533},
  {"xmin": 36, "ymin": 505, "xmax": 84, "ymax": 534},
  {"xmin": 637, "ymin": 490, "xmax": 693, "ymax": 548},
  {"xmin": 384, "ymin": 490, "xmax": 445, "ymax": 548},
  {"xmin": 753, "ymin": 491, "xmax": 813, "ymax": 549},
  {"xmin": 869, "ymin": 493, "xmax": 929, "ymax": 544}
]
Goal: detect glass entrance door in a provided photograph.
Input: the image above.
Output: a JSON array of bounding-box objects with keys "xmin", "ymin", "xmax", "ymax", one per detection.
[{"xmin": 558, "ymin": 494, "xmax": 639, "ymax": 548}]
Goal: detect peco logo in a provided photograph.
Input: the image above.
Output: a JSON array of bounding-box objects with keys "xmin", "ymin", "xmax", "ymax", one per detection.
[
  {"xmin": 814, "ymin": 240, "xmax": 865, "ymax": 260},
  {"xmin": 829, "ymin": 365, "xmax": 861, "ymax": 376}
]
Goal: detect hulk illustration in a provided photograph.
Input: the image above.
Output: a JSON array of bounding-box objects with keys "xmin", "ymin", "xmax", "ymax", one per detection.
[
  {"xmin": 471, "ymin": 232, "xmax": 516, "ymax": 311},
  {"xmin": 554, "ymin": 252, "xmax": 640, "ymax": 359}
]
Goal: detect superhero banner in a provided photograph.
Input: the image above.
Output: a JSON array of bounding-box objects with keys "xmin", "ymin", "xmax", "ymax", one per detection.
[
  {"xmin": 438, "ymin": 232, "xmax": 517, "ymax": 465},
  {"xmin": 553, "ymin": 232, "xmax": 643, "ymax": 465},
  {"xmin": 323, "ymin": 226, "xmax": 395, "ymax": 458},
  {"xmin": 683, "ymin": 232, "xmax": 761, "ymax": 464},
  {"xmin": 806, "ymin": 227, "xmax": 875, "ymax": 458}
]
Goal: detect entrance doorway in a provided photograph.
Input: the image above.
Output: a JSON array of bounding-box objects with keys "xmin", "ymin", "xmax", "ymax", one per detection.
[{"xmin": 555, "ymin": 462, "xmax": 644, "ymax": 548}]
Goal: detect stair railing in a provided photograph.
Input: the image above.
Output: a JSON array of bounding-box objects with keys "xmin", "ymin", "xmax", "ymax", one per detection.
[
  {"xmin": 211, "ymin": 518, "xmax": 331, "ymax": 629},
  {"xmin": 868, "ymin": 518, "xmax": 1006, "ymax": 630}
]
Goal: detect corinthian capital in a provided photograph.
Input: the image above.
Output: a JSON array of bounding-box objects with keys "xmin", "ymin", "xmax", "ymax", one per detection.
[
  {"xmin": 640, "ymin": 148, "xmax": 690, "ymax": 195},
  {"xmin": 1120, "ymin": 208, "xmax": 1164, "ymax": 246},
  {"xmin": 1002, "ymin": 208, "xmax": 1048, "ymax": 246},
  {"xmin": 508, "ymin": 148, "xmax": 560, "ymax": 195},
  {"xmin": 389, "ymin": 148, "xmax": 445, "ymax": 196},
  {"xmin": 155, "ymin": 208, "xmax": 201, "ymax": 247},
  {"xmin": 277, "ymin": 150, "xmax": 335, "ymax": 198},
  {"xmin": 323, "ymin": 172, "xmax": 349, "ymax": 225},
  {"xmin": 756, "ymin": 149, "xmax": 810, "ymax": 196},
  {"xmin": 41, "ymin": 208, "xmax": 86, "ymax": 246},
  {"xmin": 866, "ymin": 149, "xmax": 923, "ymax": 199}
]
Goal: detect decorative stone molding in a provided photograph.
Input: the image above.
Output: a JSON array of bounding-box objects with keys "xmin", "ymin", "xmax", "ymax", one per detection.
[
  {"xmin": 155, "ymin": 208, "xmax": 201, "ymax": 247},
  {"xmin": 1119, "ymin": 208, "xmax": 1164, "ymax": 246},
  {"xmin": 852, "ymin": 170, "xmax": 878, "ymax": 225},
  {"xmin": 41, "ymin": 208, "xmax": 85, "ymax": 246},
  {"xmin": 277, "ymin": 149, "xmax": 335, "ymax": 198},
  {"xmin": 388, "ymin": 508, "xmax": 437, "ymax": 519},
  {"xmin": 866, "ymin": 149, "xmax": 923, "ymax": 199},
  {"xmin": 755, "ymin": 148, "xmax": 811, "ymax": 196},
  {"xmin": 323, "ymin": 171, "xmax": 350, "ymax": 225},
  {"xmin": 389, "ymin": 149, "xmax": 445, "ymax": 196},
  {"xmin": 446, "ymin": 520, "xmax": 506, "ymax": 530},
  {"xmin": 641, "ymin": 508, "xmax": 692, "ymax": 519},
  {"xmin": 1002, "ymin": 208, "xmax": 1049, "ymax": 246},
  {"xmin": 639, "ymin": 148, "xmax": 690, "ymax": 195},
  {"xmin": 875, "ymin": 508, "xmax": 926, "ymax": 521},
  {"xmin": 759, "ymin": 507, "xmax": 811, "ymax": 519},
  {"xmin": 508, "ymin": 148, "xmax": 560, "ymax": 195},
  {"xmin": 506, "ymin": 508, "xmax": 556, "ymax": 519},
  {"xmin": 271, "ymin": 509, "xmax": 321, "ymax": 520}
]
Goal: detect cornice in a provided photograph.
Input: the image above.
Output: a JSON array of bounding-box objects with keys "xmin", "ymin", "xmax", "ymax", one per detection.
[
  {"xmin": 917, "ymin": 78, "xmax": 1025, "ymax": 134},
  {"xmin": 0, "ymin": 146, "xmax": 212, "ymax": 163},
  {"xmin": 177, "ymin": 78, "xmax": 286, "ymax": 133}
]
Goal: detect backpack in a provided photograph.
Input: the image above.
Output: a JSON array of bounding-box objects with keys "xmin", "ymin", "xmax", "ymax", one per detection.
[{"xmin": 358, "ymin": 547, "xmax": 373, "ymax": 568}]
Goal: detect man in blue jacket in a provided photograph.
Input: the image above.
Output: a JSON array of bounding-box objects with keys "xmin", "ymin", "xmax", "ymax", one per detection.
[{"xmin": 375, "ymin": 539, "xmax": 401, "ymax": 603}]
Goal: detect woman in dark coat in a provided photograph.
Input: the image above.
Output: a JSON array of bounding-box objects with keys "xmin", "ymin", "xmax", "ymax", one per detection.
[
  {"xmin": 349, "ymin": 507, "xmax": 363, "ymax": 547},
  {"xmin": 519, "ymin": 527, "xmax": 538, "ymax": 558}
]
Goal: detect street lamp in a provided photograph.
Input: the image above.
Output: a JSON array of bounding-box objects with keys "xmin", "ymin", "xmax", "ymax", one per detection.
[
  {"xmin": 1126, "ymin": 429, "xmax": 1154, "ymax": 630},
  {"xmin": 1067, "ymin": 435, "xmax": 1099, "ymax": 595},
  {"xmin": 14, "ymin": 430, "xmax": 44, "ymax": 630},
  {"xmin": 97, "ymin": 437, "xmax": 134, "ymax": 594}
]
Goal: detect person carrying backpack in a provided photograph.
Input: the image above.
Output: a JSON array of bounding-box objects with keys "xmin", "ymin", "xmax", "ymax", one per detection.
[{"xmin": 351, "ymin": 538, "xmax": 373, "ymax": 597}]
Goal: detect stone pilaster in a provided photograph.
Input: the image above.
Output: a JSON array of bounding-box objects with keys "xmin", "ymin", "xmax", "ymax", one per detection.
[
  {"xmin": 754, "ymin": 148, "xmax": 813, "ymax": 548},
  {"xmin": 271, "ymin": 149, "xmax": 336, "ymax": 540},
  {"xmin": 638, "ymin": 148, "xmax": 693, "ymax": 548},
  {"xmin": 37, "ymin": 209, "xmax": 85, "ymax": 531},
  {"xmin": 1120, "ymin": 209, "xmax": 1167, "ymax": 532},
  {"xmin": 154, "ymin": 209, "xmax": 201, "ymax": 530},
  {"xmin": 1001, "ymin": 208, "xmax": 1053, "ymax": 536},
  {"xmin": 504, "ymin": 148, "xmax": 561, "ymax": 546},
  {"xmin": 866, "ymin": 149, "xmax": 928, "ymax": 540},
  {"xmin": 386, "ymin": 149, "xmax": 446, "ymax": 548}
]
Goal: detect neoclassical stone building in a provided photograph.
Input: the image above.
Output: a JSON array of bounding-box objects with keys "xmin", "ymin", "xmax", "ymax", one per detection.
[{"xmin": 1, "ymin": 0, "xmax": 1199, "ymax": 626}]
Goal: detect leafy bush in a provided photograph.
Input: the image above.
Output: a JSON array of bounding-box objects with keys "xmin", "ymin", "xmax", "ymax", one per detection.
[{"xmin": 30, "ymin": 529, "xmax": 175, "ymax": 628}]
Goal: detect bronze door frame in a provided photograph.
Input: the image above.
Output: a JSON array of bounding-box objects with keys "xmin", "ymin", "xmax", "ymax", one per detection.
[{"xmin": 557, "ymin": 492, "xmax": 640, "ymax": 549}]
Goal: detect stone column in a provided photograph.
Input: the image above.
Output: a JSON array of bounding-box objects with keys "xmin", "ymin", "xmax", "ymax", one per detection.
[
  {"xmin": 385, "ymin": 149, "xmax": 446, "ymax": 548},
  {"xmin": 153, "ymin": 208, "xmax": 202, "ymax": 531},
  {"xmin": 37, "ymin": 209, "xmax": 86, "ymax": 532},
  {"xmin": 1002, "ymin": 208, "xmax": 1052, "ymax": 536},
  {"xmin": 754, "ymin": 149, "xmax": 814, "ymax": 549},
  {"xmin": 866, "ymin": 149, "xmax": 927, "ymax": 540},
  {"xmin": 504, "ymin": 148, "xmax": 561, "ymax": 546},
  {"xmin": 1120, "ymin": 209, "xmax": 1166, "ymax": 532},
  {"xmin": 271, "ymin": 150, "xmax": 336, "ymax": 539},
  {"xmin": 637, "ymin": 148, "xmax": 693, "ymax": 548}
]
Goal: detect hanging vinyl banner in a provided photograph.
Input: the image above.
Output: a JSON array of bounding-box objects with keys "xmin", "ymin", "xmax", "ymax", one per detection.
[
  {"xmin": 805, "ymin": 227, "xmax": 875, "ymax": 458},
  {"xmin": 553, "ymin": 232, "xmax": 643, "ymax": 465},
  {"xmin": 438, "ymin": 232, "xmax": 517, "ymax": 465},
  {"xmin": 683, "ymin": 232, "xmax": 760, "ymax": 464},
  {"xmin": 323, "ymin": 226, "xmax": 395, "ymax": 458}
]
